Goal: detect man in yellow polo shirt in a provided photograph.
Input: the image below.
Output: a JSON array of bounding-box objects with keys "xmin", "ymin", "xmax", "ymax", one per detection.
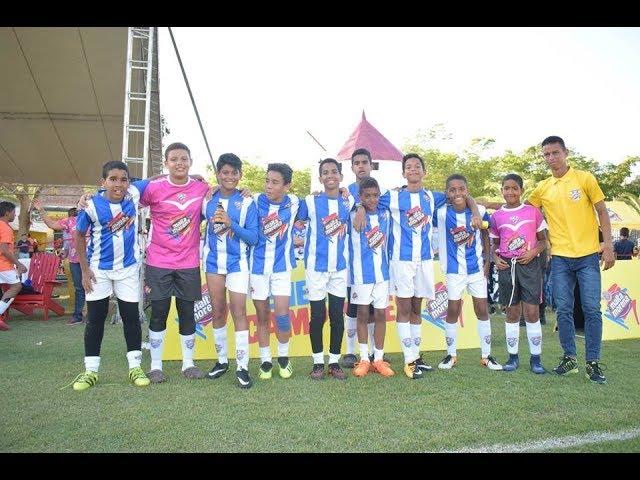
[{"xmin": 527, "ymin": 136, "xmax": 614, "ymax": 384}]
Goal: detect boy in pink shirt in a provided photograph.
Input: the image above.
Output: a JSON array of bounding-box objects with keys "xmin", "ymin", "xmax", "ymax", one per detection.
[
  {"xmin": 143, "ymin": 143, "xmax": 210, "ymax": 383},
  {"xmin": 489, "ymin": 173, "xmax": 548, "ymax": 374}
]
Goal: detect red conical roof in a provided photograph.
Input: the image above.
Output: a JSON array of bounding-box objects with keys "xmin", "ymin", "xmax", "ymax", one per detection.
[{"xmin": 336, "ymin": 111, "xmax": 403, "ymax": 162}]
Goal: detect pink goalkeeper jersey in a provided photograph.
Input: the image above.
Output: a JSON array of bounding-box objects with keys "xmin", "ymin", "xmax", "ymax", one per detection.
[
  {"xmin": 489, "ymin": 203, "xmax": 547, "ymax": 259},
  {"xmin": 141, "ymin": 177, "xmax": 209, "ymax": 269},
  {"xmin": 59, "ymin": 216, "xmax": 79, "ymax": 263}
]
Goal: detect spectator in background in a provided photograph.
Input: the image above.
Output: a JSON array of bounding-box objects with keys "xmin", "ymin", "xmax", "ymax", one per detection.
[
  {"xmin": 614, "ymin": 227, "xmax": 635, "ymax": 260},
  {"xmin": 16, "ymin": 233, "xmax": 30, "ymax": 259},
  {"xmin": 33, "ymin": 200, "xmax": 85, "ymax": 325},
  {"xmin": 27, "ymin": 235, "xmax": 38, "ymax": 257}
]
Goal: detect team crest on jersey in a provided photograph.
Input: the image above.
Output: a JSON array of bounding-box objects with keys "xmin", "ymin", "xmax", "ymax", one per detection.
[
  {"xmin": 451, "ymin": 226, "xmax": 473, "ymax": 245},
  {"xmin": 177, "ymin": 193, "xmax": 187, "ymax": 202},
  {"xmin": 262, "ymin": 212, "xmax": 287, "ymax": 239},
  {"xmin": 507, "ymin": 234, "xmax": 527, "ymax": 253},
  {"xmin": 365, "ymin": 226, "xmax": 385, "ymax": 250},
  {"xmin": 602, "ymin": 283, "xmax": 638, "ymax": 330},
  {"xmin": 406, "ymin": 206, "xmax": 429, "ymax": 231},
  {"xmin": 322, "ymin": 212, "xmax": 346, "ymax": 239},
  {"xmin": 169, "ymin": 215, "xmax": 191, "ymax": 237},
  {"xmin": 510, "ymin": 215, "xmax": 520, "ymax": 225},
  {"xmin": 570, "ymin": 189, "xmax": 581, "ymax": 201},
  {"xmin": 234, "ymin": 200, "xmax": 243, "ymax": 210},
  {"xmin": 107, "ymin": 211, "xmax": 134, "ymax": 234}
]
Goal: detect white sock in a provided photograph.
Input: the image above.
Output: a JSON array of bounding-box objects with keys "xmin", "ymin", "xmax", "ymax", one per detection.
[
  {"xmin": 505, "ymin": 322, "xmax": 520, "ymax": 355},
  {"xmin": 329, "ymin": 353, "xmax": 340, "ymax": 364},
  {"xmin": 477, "ymin": 318, "xmax": 492, "ymax": 358},
  {"xmin": 359, "ymin": 343, "xmax": 369, "ymax": 360},
  {"xmin": 260, "ymin": 346, "xmax": 272, "ymax": 363},
  {"xmin": 312, "ymin": 352, "xmax": 324, "ymax": 364},
  {"xmin": 374, "ymin": 348, "xmax": 384, "ymax": 362},
  {"xmin": 180, "ymin": 333, "xmax": 196, "ymax": 371},
  {"xmin": 84, "ymin": 355, "xmax": 100, "ymax": 372},
  {"xmin": 149, "ymin": 329, "xmax": 166, "ymax": 371},
  {"xmin": 526, "ymin": 320, "xmax": 543, "ymax": 355},
  {"xmin": 277, "ymin": 341, "xmax": 289, "ymax": 358},
  {"xmin": 0, "ymin": 297, "xmax": 14, "ymax": 315},
  {"xmin": 345, "ymin": 315, "xmax": 357, "ymax": 354},
  {"xmin": 445, "ymin": 322, "xmax": 458, "ymax": 356},
  {"xmin": 410, "ymin": 323, "xmax": 422, "ymax": 359},
  {"xmin": 235, "ymin": 330, "xmax": 249, "ymax": 370},
  {"xmin": 367, "ymin": 322, "xmax": 375, "ymax": 354},
  {"xmin": 126, "ymin": 350, "xmax": 142, "ymax": 369},
  {"xmin": 213, "ymin": 326, "xmax": 228, "ymax": 364},
  {"xmin": 396, "ymin": 322, "xmax": 414, "ymax": 364}
]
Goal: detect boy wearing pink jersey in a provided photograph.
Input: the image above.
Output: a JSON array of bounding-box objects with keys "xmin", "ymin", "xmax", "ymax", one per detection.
[
  {"xmin": 489, "ymin": 174, "xmax": 548, "ymax": 374},
  {"xmin": 143, "ymin": 143, "xmax": 210, "ymax": 383}
]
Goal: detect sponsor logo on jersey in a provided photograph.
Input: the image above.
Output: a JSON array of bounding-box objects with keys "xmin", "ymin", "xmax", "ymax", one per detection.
[
  {"xmin": 262, "ymin": 212, "xmax": 287, "ymax": 239},
  {"xmin": 322, "ymin": 212, "xmax": 346, "ymax": 239},
  {"xmin": 451, "ymin": 226, "xmax": 472, "ymax": 245},
  {"xmin": 107, "ymin": 211, "xmax": 134, "ymax": 234},
  {"xmin": 365, "ymin": 225, "xmax": 385, "ymax": 250},
  {"xmin": 406, "ymin": 206, "xmax": 429, "ymax": 231}
]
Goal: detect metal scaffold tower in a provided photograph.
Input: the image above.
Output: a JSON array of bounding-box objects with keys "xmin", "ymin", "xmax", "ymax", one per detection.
[{"xmin": 117, "ymin": 27, "xmax": 161, "ymax": 324}]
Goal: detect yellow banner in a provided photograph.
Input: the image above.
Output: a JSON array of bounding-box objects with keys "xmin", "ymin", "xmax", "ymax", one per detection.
[
  {"xmin": 164, "ymin": 263, "xmax": 488, "ymax": 360},
  {"xmin": 600, "ymin": 260, "xmax": 640, "ymax": 340},
  {"xmin": 162, "ymin": 260, "xmax": 640, "ymax": 360}
]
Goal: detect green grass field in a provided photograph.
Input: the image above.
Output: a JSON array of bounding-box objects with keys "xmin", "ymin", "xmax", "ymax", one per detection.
[{"xmin": 1, "ymin": 298, "xmax": 639, "ymax": 453}]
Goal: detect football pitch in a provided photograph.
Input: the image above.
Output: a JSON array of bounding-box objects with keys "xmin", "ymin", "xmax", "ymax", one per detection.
[{"xmin": 1, "ymin": 306, "xmax": 639, "ymax": 453}]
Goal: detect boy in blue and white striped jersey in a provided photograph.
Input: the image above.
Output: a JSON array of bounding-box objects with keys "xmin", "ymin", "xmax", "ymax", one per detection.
[
  {"xmin": 349, "ymin": 177, "xmax": 395, "ymax": 378},
  {"xmin": 71, "ymin": 161, "xmax": 151, "ymax": 391},
  {"xmin": 251, "ymin": 163, "xmax": 307, "ymax": 380},
  {"xmin": 202, "ymin": 153, "xmax": 259, "ymax": 389},
  {"xmin": 434, "ymin": 174, "xmax": 502, "ymax": 371},
  {"xmin": 299, "ymin": 158, "xmax": 354, "ymax": 380}
]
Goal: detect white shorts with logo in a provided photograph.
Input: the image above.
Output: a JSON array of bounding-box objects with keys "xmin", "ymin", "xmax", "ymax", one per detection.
[
  {"xmin": 350, "ymin": 281, "xmax": 390, "ymax": 309},
  {"xmin": 390, "ymin": 259, "xmax": 435, "ymax": 299},
  {"xmin": 250, "ymin": 271, "xmax": 291, "ymax": 300},
  {"xmin": 0, "ymin": 269, "xmax": 20, "ymax": 285},
  {"xmin": 86, "ymin": 263, "xmax": 140, "ymax": 303},
  {"xmin": 446, "ymin": 271, "xmax": 487, "ymax": 301},
  {"xmin": 305, "ymin": 269, "xmax": 348, "ymax": 301},
  {"xmin": 207, "ymin": 271, "xmax": 250, "ymax": 295}
]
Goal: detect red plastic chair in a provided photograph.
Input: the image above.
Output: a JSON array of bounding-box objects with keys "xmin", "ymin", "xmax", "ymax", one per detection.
[{"xmin": 4, "ymin": 252, "xmax": 66, "ymax": 321}]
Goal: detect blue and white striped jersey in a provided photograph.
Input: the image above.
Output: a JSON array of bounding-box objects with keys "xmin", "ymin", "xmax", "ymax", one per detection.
[
  {"xmin": 76, "ymin": 182, "xmax": 148, "ymax": 271},
  {"xmin": 434, "ymin": 204, "xmax": 490, "ymax": 275},
  {"xmin": 300, "ymin": 193, "xmax": 354, "ymax": 273},
  {"xmin": 250, "ymin": 193, "xmax": 306, "ymax": 274},
  {"xmin": 348, "ymin": 207, "xmax": 390, "ymax": 285},
  {"xmin": 380, "ymin": 189, "xmax": 446, "ymax": 262},
  {"xmin": 202, "ymin": 190, "xmax": 259, "ymax": 274}
]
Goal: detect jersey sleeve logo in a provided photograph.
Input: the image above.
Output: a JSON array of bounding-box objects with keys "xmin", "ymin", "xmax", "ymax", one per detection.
[
  {"xmin": 406, "ymin": 206, "xmax": 429, "ymax": 231},
  {"xmin": 322, "ymin": 212, "xmax": 346, "ymax": 239},
  {"xmin": 451, "ymin": 226, "xmax": 473, "ymax": 245},
  {"xmin": 365, "ymin": 225, "xmax": 386, "ymax": 251},
  {"xmin": 262, "ymin": 212, "xmax": 287, "ymax": 239},
  {"xmin": 107, "ymin": 211, "xmax": 134, "ymax": 234}
]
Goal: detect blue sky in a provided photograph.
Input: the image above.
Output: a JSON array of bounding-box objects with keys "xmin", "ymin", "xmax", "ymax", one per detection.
[{"xmin": 159, "ymin": 27, "xmax": 640, "ymax": 175}]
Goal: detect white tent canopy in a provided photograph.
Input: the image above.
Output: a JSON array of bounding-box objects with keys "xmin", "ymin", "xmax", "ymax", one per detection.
[{"xmin": 0, "ymin": 27, "xmax": 128, "ymax": 185}]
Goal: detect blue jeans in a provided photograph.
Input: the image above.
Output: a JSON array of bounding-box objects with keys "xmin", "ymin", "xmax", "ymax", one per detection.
[
  {"xmin": 69, "ymin": 262, "xmax": 86, "ymax": 321},
  {"xmin": 551, "ymin": 253, "xmax": 602, "ymax": 361}
]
